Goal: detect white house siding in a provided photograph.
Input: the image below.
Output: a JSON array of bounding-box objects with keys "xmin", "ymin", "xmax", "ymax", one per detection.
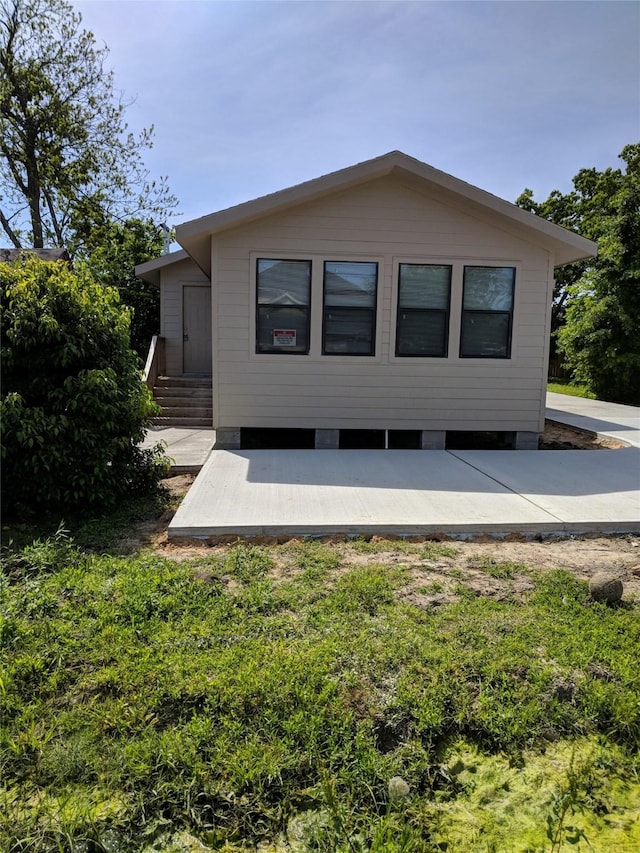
[
  {"xmin": 212, "ymin": 176, "xmax": 553, "ymax": 433},
  {"xmin": 160, "ymin": 257, "xmax": 210, "ymax": 376}
]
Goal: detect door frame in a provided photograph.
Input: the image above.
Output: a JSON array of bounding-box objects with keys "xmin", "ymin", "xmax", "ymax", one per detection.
[{"xmin": 181, "ymin": 282, "xmax": 212, "ymax": 375}]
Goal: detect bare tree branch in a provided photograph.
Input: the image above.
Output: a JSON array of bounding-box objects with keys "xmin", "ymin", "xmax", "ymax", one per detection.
[{"xmin": 0, "ymin": 204, "xmax": 22, "ymax": 246}]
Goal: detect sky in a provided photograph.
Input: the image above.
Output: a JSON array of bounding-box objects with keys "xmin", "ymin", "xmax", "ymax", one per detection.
[{"xmin": 73, "ymin": 0, "xmax": 640, "ymax": 227}]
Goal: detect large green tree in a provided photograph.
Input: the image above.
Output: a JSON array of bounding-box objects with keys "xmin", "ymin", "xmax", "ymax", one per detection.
[
  {"xmin": 86, "ymin": 219, "xmax": 165, "ymax": 358},
  {"xmin": 0, "ymin": 0, "xmax": 176, "ymax": 252},
  {"xmin": 516, "ymin": 144, "xmax": 640, "ymax": 403},
  {"xmin": 0, "ymin": 255, "xmax": 167, "ymax": 514}
]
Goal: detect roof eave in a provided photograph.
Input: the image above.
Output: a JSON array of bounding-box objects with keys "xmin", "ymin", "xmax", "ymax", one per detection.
[
  {"xmin": 553, "ymin": 238, "xmax": 598, "ymax": 267},
  {"xmin": 175, "ymin": 151, "xmax": 598, "ymax": 267},
  {"xmin": 135, "ymin": 249, "xmax": 190, "ymax": 284}
]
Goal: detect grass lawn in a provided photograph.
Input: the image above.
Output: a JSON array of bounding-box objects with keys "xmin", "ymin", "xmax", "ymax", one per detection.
[
  {"xmin": 2, "ymin": 501, "xmax": 639, "ymax": 852},
  {"xmin": 547, "ymin": 381, "xmax": 596, "ymax": 399}
]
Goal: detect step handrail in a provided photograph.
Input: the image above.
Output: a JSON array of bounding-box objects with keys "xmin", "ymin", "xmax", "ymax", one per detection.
[{"xmin": 143, "ymin": 335, "xmax": 165, "ymax": 389}]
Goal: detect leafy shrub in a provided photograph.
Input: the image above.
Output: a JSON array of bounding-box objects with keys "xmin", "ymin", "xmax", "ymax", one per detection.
[{"xmin": 0, "ymin": 255, "xmax": 168, "ymax": 514}]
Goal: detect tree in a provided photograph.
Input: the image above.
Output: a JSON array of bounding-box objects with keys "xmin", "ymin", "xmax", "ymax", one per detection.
[
  {"xmin": 516, "ymin": 144, "xmax": 640, "ymax": 403},
  {"xmin": 0, "ymin": 255, "xmax": 168, "ymax": 514},
  {"xmin": 515, "ymin": 186, "xmax": 588, "ymax": 341},
  {"xmin": 0, "ymin": 0, "xmax": 176, "ymax": 252},
  {"xmin": 86, "ymin": 219, "xmax": 165, "ymax": 358}
]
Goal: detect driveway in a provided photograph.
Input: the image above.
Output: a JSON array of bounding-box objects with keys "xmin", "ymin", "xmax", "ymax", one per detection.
[{"xmin": 546, "ymin": 392, "xmax": 640, "ymax": 447}]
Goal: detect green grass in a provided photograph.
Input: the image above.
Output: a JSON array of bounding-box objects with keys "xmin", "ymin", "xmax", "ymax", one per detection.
[
  {"xmin": 467, "ymin": 555, "xmax": 528, "ymax": 579},
  {"xmin": 547, "ymin": 380, "xmax": 596, "ymax": 399},
  {"xmin": 348, "ymin": 538, "xmax": 457, "ymax": 561},
  {"xmin": 2, "ymin": 532, "xmax": 639, "ymax": 852}
]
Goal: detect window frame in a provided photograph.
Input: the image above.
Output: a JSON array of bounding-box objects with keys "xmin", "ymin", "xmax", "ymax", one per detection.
[
  {"xmin": 459, "ymin": 265, "xmax": 516, "ymax": 360},
  {"xmin": 395, "ymin": 263, "xmax": 452, "ymax": 358},
  {"xmin": 322, "ymin": 260, "xmax": 379, "ymax": 357},
  {"xmin": 255, "ymin": 257, "xmax": 312, "ymax": 355}
]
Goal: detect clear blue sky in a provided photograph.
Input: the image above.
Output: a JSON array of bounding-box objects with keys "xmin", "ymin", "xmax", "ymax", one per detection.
[{"xmin": 74, "ymin": 0, "xmax": 639, "ymax": 226}]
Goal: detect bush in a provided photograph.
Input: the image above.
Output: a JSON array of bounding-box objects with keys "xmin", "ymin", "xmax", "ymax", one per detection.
[{"xmin": 0, "ymin": 255, "xmax": 168, "ymax": 514}]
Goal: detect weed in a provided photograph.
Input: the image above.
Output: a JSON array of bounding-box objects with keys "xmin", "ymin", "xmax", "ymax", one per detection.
[
  {"xmin": 452, "ymin": 582, "xmax": 476, "ymax": 600},
  {"xmin": 467, "ymin": 555, "xmax": 527, "ymax": 579},
  {"xmin": 225, "ymin": 541, "xmax": 273, "ymax": 582},
  {"xmin": 297, "ymin": 541, "xmax": 341, "ymax": 580},
  {"xmin": 1, "ymin": 522, "xmax": 79, "ymax": 579},
  {"xmin": 419, "ymin": 581, "xmax": 444, "ymax": 594},
  {"xmin": 545, "ymin": 749, "xmax": 595, "ymax": 851},
  {"xmin": 420, "ymin": 542, "xmax": 458, "ymax": 560},
  {"xmin": 348, "ymin": 537, "xmax": 420, "ymax": 555}
]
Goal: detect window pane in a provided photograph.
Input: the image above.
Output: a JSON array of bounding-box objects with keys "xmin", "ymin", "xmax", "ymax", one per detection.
[
  {"xmin": 257, "ymin": 259, "xmax": 310, "ymax": 305},
  {"xmin": 460, "ymin": 312, "xmax": 510, "ymax": 358},
  {"xmin": 463, "ymin": 267, "xmax": 515, "ymax": 311},
  {"xmin": 396, "ymin": 310, "xmax": 447, "ymax": 356},
  {"xmin": 324, "ymin": 261, "xmax": 377, "ymax": 307},
  {"xmin": 257, "ymin": 306, "xmax": 309, "ymax": 353},
  {"xmin": 324, "ymin": 308, "xmax": 373, "ymax": 354},
  {"xmin": 399, "ymin": 264, "xmax": 450, "ymax": 309}
]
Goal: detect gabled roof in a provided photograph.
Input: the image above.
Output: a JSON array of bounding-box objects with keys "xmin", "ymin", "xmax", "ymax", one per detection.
[
  {"xmin": 175, "ymin": 151, "xmax": 597, "ymax": 277},
  {"xmin": 1, "ymin": 247, "xmax": 70, "ymax": 263},
  {"xmin": 135, "ymin": 249, "xmax": 190, "ymax": 285}
]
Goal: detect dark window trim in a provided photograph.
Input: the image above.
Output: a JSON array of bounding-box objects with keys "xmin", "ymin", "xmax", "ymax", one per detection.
[
  {"xmin": 322, "ymin": 260, "xmax": 378, "ymax": 356},
  {"xmin": 256, "ymin": 257, "xmax": 312, "ymax": 355},
  {"xmin": 459, "ymin": 266, "xmax": 515, "ymax": 359},
  {"xmin": 395, "ymin": 263, "xmax": 452, "ymax": 358}
]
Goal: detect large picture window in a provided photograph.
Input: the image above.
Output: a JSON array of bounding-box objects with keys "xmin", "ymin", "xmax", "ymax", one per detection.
[
  {"xmin": 396, "ymin": 264, "xmax": 451, "ymax": 357},
  {"xmin": 256, "ymin": 259, "xmax": 311, "ymax": 354},
  {"xmin": 323, "ymin": 261, "xmax": 378, "ymax": 355},
  {"xmin": 460, "ymin": 266, "xmax": 515, "ymax": 358}
]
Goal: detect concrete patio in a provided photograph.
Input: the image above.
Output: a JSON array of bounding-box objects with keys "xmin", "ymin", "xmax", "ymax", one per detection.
[
  {"xmin": 141, "ymin": 394, "xmax": 639, "ymax": 540},
  {"xmin": 167, "ymin": 446, "xmax": 639, "ymax": 539}
]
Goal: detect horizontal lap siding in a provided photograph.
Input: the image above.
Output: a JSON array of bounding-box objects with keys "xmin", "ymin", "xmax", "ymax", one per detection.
[{"xmin": 213, "ymin": 177, "xmax": 550, "ymax": 431}]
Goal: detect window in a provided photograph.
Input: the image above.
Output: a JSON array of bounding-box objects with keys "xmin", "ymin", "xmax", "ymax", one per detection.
[
  {"xmin": 323, "ymin": 261, "xmax": 378, "ymax": 355},
  {"xmin": 256, "ymin": 259, "xmax": 311, "ymax": 354},
  {"xmin": 396, "ymin": 263, "xmax": 451, "ymax": 356},
  {"xmin": 460, "ymin": 266, "xmax": 515, "ymax": 358}
]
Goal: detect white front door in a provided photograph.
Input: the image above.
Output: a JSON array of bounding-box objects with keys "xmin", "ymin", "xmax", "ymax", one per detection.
[{"xmin": 183, "ymin": 285, "xmax": 212, "ymax": 374}]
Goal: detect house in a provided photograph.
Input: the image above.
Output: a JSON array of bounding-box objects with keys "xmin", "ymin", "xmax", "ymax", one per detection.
[
  {"xmin": 135, "ymin": 151, "xmax": 597, "ymax": 450},
  {"xmin": 1, "ymin": 248, "xmax": 70, "ymax": 263}
]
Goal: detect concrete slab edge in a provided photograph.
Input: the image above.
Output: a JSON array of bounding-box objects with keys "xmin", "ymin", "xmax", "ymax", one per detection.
[
  {"xmin": 168, "ymin": 465, "xmax": 203, "ymax": 475},
  {"xmin": 168, "ymin": 520, "xmax": 640, "ymax": 541}
]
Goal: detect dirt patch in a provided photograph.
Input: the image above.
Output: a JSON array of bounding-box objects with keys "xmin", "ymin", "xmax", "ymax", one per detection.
[
  {"xmin": 156, "ymin": 503, "xmax": 640, "ymax": 605},
  {"xmin": 401, "ymin": 536, "xmax": 639, "ymax": 605},
  {"xmin": 540, "ymin": 419, "xmax": 624, "ymax": 449}
]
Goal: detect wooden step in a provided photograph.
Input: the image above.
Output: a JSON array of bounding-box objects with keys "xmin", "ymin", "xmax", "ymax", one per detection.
[
  {"xmin": 154, "ymin": 392, "xmax": 212, "ymax": 404},
  {"xmin": 156, "ymin": 405, "xmax": 212, "ymax": 418},
  {"xmin": 152, "ymin": 416, "xmax": 212, "ymax": 428},
  {"xmin": 151, "ymin": 375, "xmax": 213, "ymax": 427},
  {"xmin": 155, "ymin": 376, "xmax": 211, "ymax": 388}
]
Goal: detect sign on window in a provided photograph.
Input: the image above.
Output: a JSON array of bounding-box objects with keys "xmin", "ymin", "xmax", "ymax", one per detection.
[{"xmin": 273, "ymin": 329, "xmax": 297, "ymax": 346}]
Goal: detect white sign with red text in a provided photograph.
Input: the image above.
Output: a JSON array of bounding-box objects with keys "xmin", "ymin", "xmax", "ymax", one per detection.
[{"xmin": 273, "ymin": 329, "xmax": 297, "ymax": 346}]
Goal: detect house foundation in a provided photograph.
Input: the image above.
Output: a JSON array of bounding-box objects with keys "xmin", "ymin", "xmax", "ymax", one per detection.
[
  {"xmin": 214, "ymin": 428, "xmax": 241, "ymax": 449},
  {"xmin": 420, "ymin": 430, "xmax": 446, "ymax": 449},
  {"xmin": 514, "ymin": 431, "xmax": 540, "ymax": 450},
  {"xmin": 315, "ymin": 429, "xmax": 340, "ymax": 449}
]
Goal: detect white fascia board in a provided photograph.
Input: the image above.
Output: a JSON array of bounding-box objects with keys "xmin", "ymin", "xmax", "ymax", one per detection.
[
  {"xmin": 175, "ymin": 151, "xmax": 597, "ymax": 269},
  {"xmin": 135, "ymin": 249, "xmax": 190, "ymax": 284}
]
